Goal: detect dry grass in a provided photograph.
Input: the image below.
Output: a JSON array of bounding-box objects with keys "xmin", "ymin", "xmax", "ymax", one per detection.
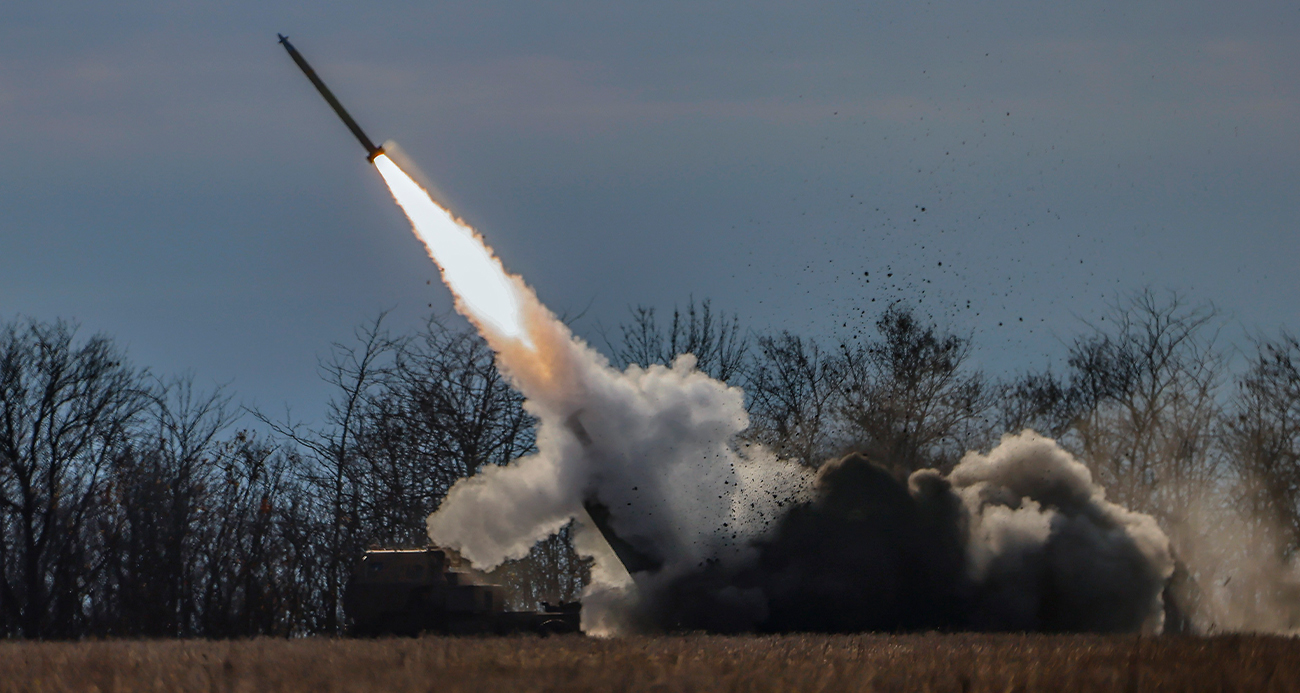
[{"xmin": 0, "ymin": 633, "xmax": 1294, "ymax": 692}]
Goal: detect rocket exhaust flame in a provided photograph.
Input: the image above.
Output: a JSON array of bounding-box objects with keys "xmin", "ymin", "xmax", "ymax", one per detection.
[
  {"xmin": 275, "ymin": 36, "xmax": 525, "ymax": 342},
  {"xmin": 372, "ymin": 154, "xmax": 528, "ymax": 343}
]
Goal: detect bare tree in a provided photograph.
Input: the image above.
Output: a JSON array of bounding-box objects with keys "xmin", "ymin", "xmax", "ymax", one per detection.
[
  {"xmin": 743, "ymin": 332, "xmax": 839, "ymax": 466},
  {"xmin": 95, "ymin": 376, "xmax": 235, "ymax": 636},
  {"xmin": 1001, "ymin": 291, "xmax": 1228, "ymax": 632},
  {"xmin": 256, "ymin": 314, "xmax": 582, "ymax": 619},
  {"xmin": 0, "ymin": 320, "xmax": 153, "ymax": 637},
  {"xmin": 1063, "ymin": 290, "xmax": 1225, "ymax": 522},
  {"xmin": 997, "ymin": 371, "xmax": 1079, "ymax": 439},
  {"xmin": 607, "ymin": 298, "xmax": 749, "ymax": 383},
  {"xmin": 252, "ymin": 314, "xmax": 399, "ymax": 633},
  {"xmin": 1216, "ymin": 333, "xmax": 1300, "ymax": 629},
  {"xmin": 836, "ymin": 305, "xmax": 992, "ymax": 476},
  {"xmin": 195, "ymin": 432, "xmax": 311, "ymax": 637},
  {"xmin": 356, "ymin": 316, "xmax": 534, "ymax": 547},
  {"xmin": 1231, "ymin": 333, "xmax": 1300, "ymax": 557}
]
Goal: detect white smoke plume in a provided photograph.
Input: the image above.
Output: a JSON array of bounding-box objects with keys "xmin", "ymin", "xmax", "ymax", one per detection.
[
  {"xmin": 427, "ymin": 348, "xmax": 807, "ymax": 566},
  {"xmin": 372, "ymin": 151, "xmax": 1174, "ymax": 634},
  {"xmin": 425, "ymin": 343, "xmax": 811, "ymax": 632},
  {"xmin": 370, "ymin": 150, "xmax": 806, "ymax": 632}
]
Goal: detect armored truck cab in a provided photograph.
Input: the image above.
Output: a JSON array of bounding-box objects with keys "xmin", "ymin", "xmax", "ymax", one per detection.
[{"xmin": 344, "ymin": 547, "xmax": 580, "ymax": 636}]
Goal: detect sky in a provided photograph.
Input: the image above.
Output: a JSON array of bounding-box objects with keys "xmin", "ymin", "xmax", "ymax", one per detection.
[{"xmin": 3, "ymin": 1, "xmax": 1297, "ymax": 425}]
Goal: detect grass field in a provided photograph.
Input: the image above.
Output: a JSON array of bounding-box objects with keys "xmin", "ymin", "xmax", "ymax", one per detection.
[{"xmin": 0, "ymin": 633, "xmax": 1294, "ymax": 692}]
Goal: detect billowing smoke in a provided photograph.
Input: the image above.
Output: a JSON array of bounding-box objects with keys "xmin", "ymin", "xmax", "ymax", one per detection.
[
  {"xmin": 647, "ymin": 432, "xmax": 1172, "ymax": 634},
  {"xmin": 949, "ymin": 432, "xmax": 1172, "ymax": 631},
  {"xmin": 424, "ymin": 348, "xmax": 812, "ymax": 635},
  {"xmin": 371, "ymin": 150, "xmax": 1172, "ymax": 635}
]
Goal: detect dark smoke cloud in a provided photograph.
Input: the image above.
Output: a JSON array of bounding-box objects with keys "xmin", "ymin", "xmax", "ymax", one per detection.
[
  {"xmin": 416, "ymin": 255, "xmax": 1174, "ymax": 634},
  {"xmin": 637, "ymin": 432, "xmax": 1173, "ymax": 633}
]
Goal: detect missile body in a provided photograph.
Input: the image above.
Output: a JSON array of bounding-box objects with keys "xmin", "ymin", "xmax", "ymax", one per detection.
[{"xmin": 278, "ymin": 34, "xmax": 384, "ymax": 162}]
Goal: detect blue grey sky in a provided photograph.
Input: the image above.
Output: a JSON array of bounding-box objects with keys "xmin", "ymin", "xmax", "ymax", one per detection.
[{"xmin": 3, "ymin": 1, "xmax": 1297, "ymax": 422}]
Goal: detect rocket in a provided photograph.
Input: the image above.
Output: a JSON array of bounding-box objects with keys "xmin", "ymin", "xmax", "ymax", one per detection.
[{"xmin": 277, "ymin": 34, "xmax": 384, "ymax": 162}]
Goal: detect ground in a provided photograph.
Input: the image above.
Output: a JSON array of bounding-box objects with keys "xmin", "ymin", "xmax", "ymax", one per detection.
[{"xmin": 0, "ymin": 633, "xmax": 1294, "ymax": 692}]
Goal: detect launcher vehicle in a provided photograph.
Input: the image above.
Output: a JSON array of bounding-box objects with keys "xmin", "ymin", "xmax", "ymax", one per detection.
[{"xmin": 343, "ymin": 547, "xmax": 580, "ymax": 636}]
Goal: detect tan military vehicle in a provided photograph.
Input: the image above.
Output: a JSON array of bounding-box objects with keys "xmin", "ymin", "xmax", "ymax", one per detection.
[{"xmin": 343, "ymin": 547, "xmax": 581, "ymax": 636}]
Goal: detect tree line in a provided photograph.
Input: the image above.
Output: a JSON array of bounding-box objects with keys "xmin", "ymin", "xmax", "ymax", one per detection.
[
  {"xmin": 0, "ymin": 315, "xmax": 577, "ymax": 638},
  {"xmin": 2, "ymin": 289, "xmax": 1298, "ymax": 637}
]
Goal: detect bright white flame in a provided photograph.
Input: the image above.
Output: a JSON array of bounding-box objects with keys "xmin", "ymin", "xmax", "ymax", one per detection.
[{"xmin": 373, "ymin": 153, "xmax": 526, "ymax": 340}]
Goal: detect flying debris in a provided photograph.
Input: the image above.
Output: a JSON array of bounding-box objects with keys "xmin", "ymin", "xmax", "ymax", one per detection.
[{"xmin": 277, "ymin": 34, "xmax": 384, "ymax": 162}]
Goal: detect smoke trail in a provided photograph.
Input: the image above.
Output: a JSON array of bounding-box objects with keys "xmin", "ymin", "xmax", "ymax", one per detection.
[
  {"xmin": 373, "ymin": 152, "xmax": 807, "ymax": 634},
  {"xmin": 372, "ymin": 152, "xmax": 1173, "ymax": 634},
  {"xmin": 373, "ymin": 154, "xmax": 526, "ymax": 342}
]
